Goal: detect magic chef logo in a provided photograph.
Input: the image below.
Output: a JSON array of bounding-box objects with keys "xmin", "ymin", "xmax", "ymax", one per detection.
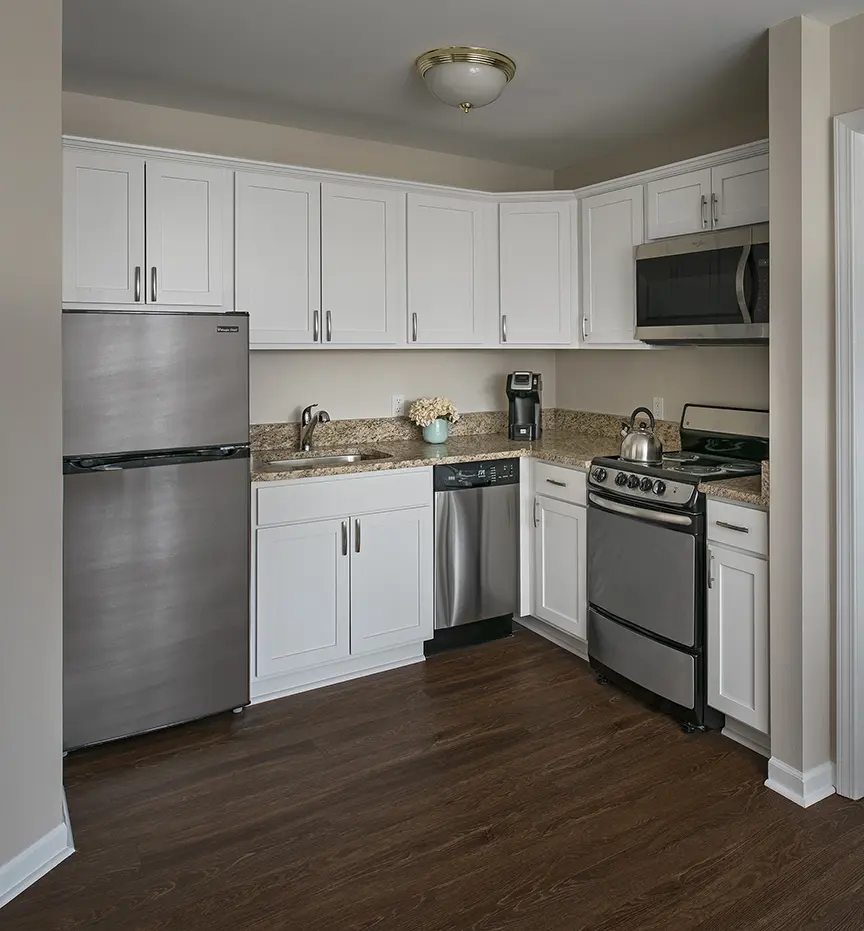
[{"xmin": 217, "ymin": 325, "xmax": 240, "ymax": 333}]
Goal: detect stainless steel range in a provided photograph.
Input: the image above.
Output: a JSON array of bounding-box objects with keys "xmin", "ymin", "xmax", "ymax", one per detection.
[{"xmin": 586, "ymin": 405, "xmax": 768, "ymax": 731}]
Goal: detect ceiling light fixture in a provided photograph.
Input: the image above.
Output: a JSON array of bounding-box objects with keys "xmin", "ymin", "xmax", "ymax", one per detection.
[{"xmin": 415, "ymin": 46, "xmax": 517, "ymax": 114}]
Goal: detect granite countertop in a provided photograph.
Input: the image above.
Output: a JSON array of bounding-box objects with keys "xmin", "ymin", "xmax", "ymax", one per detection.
[
  {"xmin": 699, "ymin": 475, "xmax": 767, "ymax": 510},
  {"xmin": 251, "ymin": 430, "xmax": 622, "ymax": 482}
]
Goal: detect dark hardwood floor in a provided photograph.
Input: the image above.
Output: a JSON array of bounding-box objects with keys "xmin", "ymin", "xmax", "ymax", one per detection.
[{"xmin": 5, "ymin": 628, "xmax": 864, "ymax": 931}]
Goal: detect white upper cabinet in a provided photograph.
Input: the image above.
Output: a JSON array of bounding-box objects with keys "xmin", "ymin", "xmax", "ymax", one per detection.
[
  {"xmin": 407, "ymin": 193, "xmax": 493, "ymax": 345},
  {"xmin": 499, "ymin": 200, "xmax": 572, "ymax": 345},
  {"xmin": 580, "ymin": 185, "xmax": 644, "ymax": 346},
  {"xmin": 707, "ymin": 543, "xmax": 769, "ymax": 733},
  {"xmin": 645, "ymin": 168, "xmax": 711, "ymax": 240},
  {"xmin": 321, "ymin": 182, "xmax": 406, "ymax": 345},
  {"xmin": 145, "ymin": 159, "xmax": 229, "ymax": 308},
  {"xmin": 63, "ymin": 149, "xmax": 145, "ymax": 304},
  {"xmin": 711, "ymin": 154, "xmax": 769, "ymax": 230},
  {"xmin": 236, "ymin": 172, "xmax": 322, "ymax": 346},
  {"xmin": 350, "ymin": 506, "xmax": 433, "ymax": 655}
]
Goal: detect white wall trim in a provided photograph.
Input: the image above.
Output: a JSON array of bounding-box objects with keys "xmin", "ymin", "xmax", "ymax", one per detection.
[
  {"xmin": 834, "ymin": 108, "xmax": 864, "ymax": 800},
  {"xmin": 722, "ymin": 718, "xmax": 771, "ymax": 758},
  {"xmin": 62, "ymin": 134, "xmax": 767, "ymax": 205},
  {"xmin": 0, "ymin": 794, "xmax": 74, "ymax": 910},
  {"xmin": 765, "ymin": 758, "xmax": 835, "ymax": 808}
]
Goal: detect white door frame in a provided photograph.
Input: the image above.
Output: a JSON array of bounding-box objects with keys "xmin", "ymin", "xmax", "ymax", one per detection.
[{"xmin": 835, "ymin": 108, "xmax": 864, "ymax": 799}]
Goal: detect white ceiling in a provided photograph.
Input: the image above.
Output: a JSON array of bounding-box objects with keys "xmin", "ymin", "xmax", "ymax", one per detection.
[{"xmin": 62, "ymin": 0, "xmax": 864, "ymax": 170}]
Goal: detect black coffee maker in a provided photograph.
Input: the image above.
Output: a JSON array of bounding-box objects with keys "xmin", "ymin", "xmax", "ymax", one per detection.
[{"xmin": 507, "ymin": 372, "xmax": 542, "ymax": 440}]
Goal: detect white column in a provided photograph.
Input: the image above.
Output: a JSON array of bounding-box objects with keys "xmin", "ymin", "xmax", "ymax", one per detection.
[{"xmin": 766, "ymin": 15, "xmax": 834, "ymax": 806}]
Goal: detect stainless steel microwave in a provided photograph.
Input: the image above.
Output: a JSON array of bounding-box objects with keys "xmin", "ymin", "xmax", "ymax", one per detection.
[{"xmin": 634, "ymin": 223, "xmax": 769, "ymax": 344}]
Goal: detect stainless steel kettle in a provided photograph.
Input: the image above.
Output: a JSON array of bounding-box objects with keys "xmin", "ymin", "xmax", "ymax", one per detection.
[{"xmin": 620, "ymin": 407, "xmax": 663, "ymax": 464}]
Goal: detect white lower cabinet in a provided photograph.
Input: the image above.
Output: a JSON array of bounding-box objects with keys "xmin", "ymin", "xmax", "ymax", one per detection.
[
  {"xmin": 253, "ymin": 471, "xmax": 433, "ymax": 698},
  {"xmin": 256, "ymin": 519, "xmax": 350, "ymax": 676},
  {"xmin": 707, "ymin": 542, "xmax": 769, "ymax": 734},
  {"xmin": 533, "ymin": 493, "xmax": 587, "ymax": 641},
  {"xmin": 350, "ymin": 507, "xmax": 433, "ymax": 654}
]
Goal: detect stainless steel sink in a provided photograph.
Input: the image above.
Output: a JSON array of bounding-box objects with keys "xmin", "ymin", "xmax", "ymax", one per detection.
[{"xmin": 255, "ymin": 449, "xmax": 393, "ymax": 472}]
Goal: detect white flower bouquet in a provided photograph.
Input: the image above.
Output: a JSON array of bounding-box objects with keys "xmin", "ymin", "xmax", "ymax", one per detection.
[{"xmin": 407, "ymin": 397, "xmax": 460, "ymax": 428}]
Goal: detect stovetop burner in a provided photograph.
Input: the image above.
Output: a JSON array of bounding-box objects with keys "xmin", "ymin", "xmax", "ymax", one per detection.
[{"xmin": 594, "ymin": 453, "xmax": 762, "ymax": 484}]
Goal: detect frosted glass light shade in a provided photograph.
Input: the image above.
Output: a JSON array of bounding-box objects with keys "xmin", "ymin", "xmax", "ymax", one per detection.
[
  {"xmin": 416, "ymin": 47, "xmax": 516, "ymax": 113},
  {"xmin": 424, "ymin": 62, "xmax": 508, "ymax": 110}
]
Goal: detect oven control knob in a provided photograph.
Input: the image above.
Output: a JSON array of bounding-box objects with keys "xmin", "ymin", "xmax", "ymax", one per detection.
[
  {"xmin": 591, "ymin": 468, "xmax": 607, "ymax": 483},
  {"xmin": 615, "ymin": 472, "xmax": 628, "ymax": 486},
  {"xmin": 640, "ymin": 477, "xmax": 653, "ymax": 492},
  {"xmin": 653, "ymin": 480, "xmax": 667, "ymax": 496},
  {"xmin": 627, "ymin": 474, "xmax": 641, "ymax": 489}
]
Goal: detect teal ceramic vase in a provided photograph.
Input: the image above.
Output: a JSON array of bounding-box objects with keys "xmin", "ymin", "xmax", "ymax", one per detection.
[{"xmin": 423, "ymin": 419, "xmax": 449, "ymax": 444}]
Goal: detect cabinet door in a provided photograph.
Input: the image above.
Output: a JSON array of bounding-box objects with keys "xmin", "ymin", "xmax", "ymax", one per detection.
[
  {"xmin": 533, "ymin": 495, "xmax": 587, "ymax": 640},
  {"xmin": 407, "ymin": 194, "xmax": 491, "ymax": 345},
  {"xmin": 711, "ymin": 155, "xmax": 769, "ymax": 230},
  {"xmin": 499, "ymin": 201, "xmax": 572, "ymax": 345},
  {"xmin": 236, "ymin": 172, "xmax": 321, "ymax": 345},
  {"xmin": 145, "ymin": 159, "xmax": 228, "ymax": 307},
  {"xmin": 645, "ymin": 169, "xmax": 711, "ymax": 240},
  {"xmin": 256, "ymin": 519, "xmax": 350, "ymax": 677},
  {"xmin": 350, "ymin": 507, "xmax": 433, "ymax": 654},
  {"xmin": 707, "ymin": 544, "xmax": 769, "ymax": 732},
  {"xmin": 581, "ymin": 185, "xmax": 644, "ymax": 346},
  {"xmin": 321, "ymin": 182, "xmax": 406, "ymax": 345},
  {"xmin": 63, "ymin": 149, "xmax": 145, "ymax": 304}
]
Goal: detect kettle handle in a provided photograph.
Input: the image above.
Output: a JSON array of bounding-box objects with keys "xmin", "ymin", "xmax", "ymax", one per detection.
[{"xmin": 630, "ymin": 407, "xmax": 656, "ymax": 430}]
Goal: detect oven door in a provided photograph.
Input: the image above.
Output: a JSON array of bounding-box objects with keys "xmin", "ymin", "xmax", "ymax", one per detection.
[
  {"xmin": 587, "ymin": 492, "xmax": 702, "ymax": 648},
  {"xmin": 634, "ymin": 226, "xmax": 769, "ymax": 343}
]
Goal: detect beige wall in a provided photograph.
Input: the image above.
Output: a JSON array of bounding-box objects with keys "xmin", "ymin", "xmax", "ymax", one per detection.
[
  {"xmin": 251, "ymin": 350, "xmax": 557, "ymax": 423},
  {"xmin": 553, "ymin": 109, "xmax": 768, "ymax": 190},
  {"xmin": 62, "ymin": 92, "xmax": 553, "ymax": 192},
  {"xmin": 556, "ymin": 347, "xmax": 768, "ymax": 423},
  {"xmin": 767, "ymin": 15, "xmax": 833, "ymax": 786},
  {"xmin": 0, "ymin": 1, "xmax": 64, "ymax": 868},
  {"xmin": 832, "ymin": 13, "xmax": 864, "ymax": 116}
]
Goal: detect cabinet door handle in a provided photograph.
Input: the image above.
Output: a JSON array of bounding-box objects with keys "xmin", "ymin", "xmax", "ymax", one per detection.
[
  {"xmin": 134, "ymin": 266, "xmax": 142, "ymax": 302},
  {"xmin": 150, "ymin": 267, "xmax": 157, "ymax": 302},
  {"xmin": 326, "ymin": 311, "xmax": 332, "ymax": 342},
  {"xmin": 412, "ymin": 312, "xmax": 418, "ymax": 342},
  {"xmin": 582, "ymin": 316, "xmax": 588, "ymax": 341},
  {"xmin": 501, "ymin": 314, "xmax": 508, "ymax": 343},
  {"xmin": 533, "ymin": 499, "xmax": 539, "ymax": 527},
  {"xmin": 546, "ymin": 478, "xmax": 567, "ymax": 488},
  {"xmin": 341, "ymin": 520, "xmax": 348, "ymax": 556},
  {"xmin": 715, "ymin": 520, "xmax": 750, "ymax": 534},
  {"xmin": 700, "ymin": 195, "xmax": 708, "ymax": 229},
  {"xmin": 313, "ymin": 311, "xmax": 320, "ymax": 342},
  {"xmin": 355, "ymin": 518, "xmax": 361, "ymax": 553},
  {"xmin": 711, "ymin": 192, "xmax": 719, "ymax": 226},
  {"xmin": 708, "ymin": 550, "xmax": 715, "ymax": 589}
]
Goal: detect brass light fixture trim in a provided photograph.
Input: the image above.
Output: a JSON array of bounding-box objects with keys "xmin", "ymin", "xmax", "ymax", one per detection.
[{"xmin": 415, "ymin": 46, "xmax": 517, "ymax": 113}]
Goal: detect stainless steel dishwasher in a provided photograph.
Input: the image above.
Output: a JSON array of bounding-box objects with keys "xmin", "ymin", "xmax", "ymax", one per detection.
[{"xmin": 427, "ymin": 459, "xmax": 520, "ymax": 654}]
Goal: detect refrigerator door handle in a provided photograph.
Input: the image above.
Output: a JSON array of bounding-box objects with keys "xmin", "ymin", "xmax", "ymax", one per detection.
[{"xmin": 64, "ymin": 446, "xmax": 249, "ymax": 474}]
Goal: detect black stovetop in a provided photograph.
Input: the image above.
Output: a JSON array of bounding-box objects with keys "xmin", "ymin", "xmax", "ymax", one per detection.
[{"xmin": 594, "ymin": 452, "xmax": 762, "ymax": 484}]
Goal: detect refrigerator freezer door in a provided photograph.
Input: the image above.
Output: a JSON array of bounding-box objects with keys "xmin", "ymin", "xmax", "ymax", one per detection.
[
  {"xmin": 63, "ymin": 454, "xmax": 250, "ymax": 749},
  {"xmin": 63, "ymin": 311, "xmax": 249, "ymax": 457}
]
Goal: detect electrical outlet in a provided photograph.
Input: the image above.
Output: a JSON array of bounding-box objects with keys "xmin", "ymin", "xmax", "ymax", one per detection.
[
  {"xmin": 652, "ymin": 397, "xmax": 665, "ymax": 420},
  {"xmin": 392, "ymin": 395, "xmax": 405, "ymax": 417}
]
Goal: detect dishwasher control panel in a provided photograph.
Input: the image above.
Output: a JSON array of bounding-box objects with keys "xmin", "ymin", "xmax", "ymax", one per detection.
[{"xmin": 433, "ymin": 458, "xmax": 520, "ymax": 491}]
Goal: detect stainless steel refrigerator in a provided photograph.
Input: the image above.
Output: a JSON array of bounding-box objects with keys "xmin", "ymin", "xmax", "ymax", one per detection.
[{"xmin": 62, "ymin": 310, "xmax": 251, "ymax": 751}]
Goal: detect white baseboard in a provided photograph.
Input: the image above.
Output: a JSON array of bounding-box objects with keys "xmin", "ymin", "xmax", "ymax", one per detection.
[
  {"xmin": 0, "ymin": 793, "xmax": 74, "ymax": 910},
  {"xmin": 251, "ymin": 643, "xmax": 425, "ymax": 704},
  {"xmin": 722, "ymin": 719, "xmax": 771, "ymax": 758},
  {"xmin": 517, "ymin": 615, "xmax": 589, "ymax": 661},
  {"xmin": 765, "ymin": 758, "xmax": 836, "ymax": 807}
]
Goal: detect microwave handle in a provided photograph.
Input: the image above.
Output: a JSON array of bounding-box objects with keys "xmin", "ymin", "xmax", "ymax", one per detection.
[{"xmin": 735, "ymin": 243, "xmax": 752, "ymax": 324}]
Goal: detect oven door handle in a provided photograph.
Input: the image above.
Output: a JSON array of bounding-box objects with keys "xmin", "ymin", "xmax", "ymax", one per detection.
[
  {"xmin": 735, "ymin": 243, "xmax": 752, "ymax": 324},
  {"xmin": 588, "ymin": 493, "xmax": 693, "ymax": 527}
]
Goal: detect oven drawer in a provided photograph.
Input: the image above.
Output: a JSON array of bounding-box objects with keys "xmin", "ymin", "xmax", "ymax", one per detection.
[
  {"xmin": 589, "ymin": 608, "xmax": 696, "ymax": 711},
  {"xmin": 534, "ymin": 462, "xmax": 586, "ymax": 506},
  {"xmin": 707, "ymin": 500, "xmax": 767, "ymax": 556}
]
